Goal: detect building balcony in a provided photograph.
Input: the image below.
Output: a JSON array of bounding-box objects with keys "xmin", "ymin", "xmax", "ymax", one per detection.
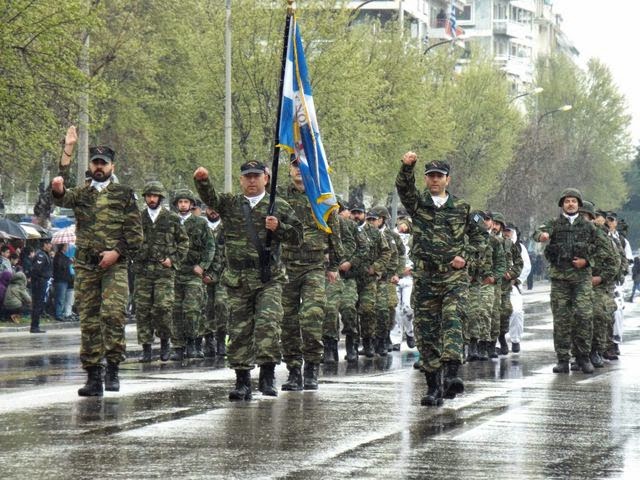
[
  {"xmin": 493, "ymin": 19, "xmax": 533, "ymax": 41},
  {"xmin": 494, "ymin": 55, "xmax": 534, "ymax": 83}
]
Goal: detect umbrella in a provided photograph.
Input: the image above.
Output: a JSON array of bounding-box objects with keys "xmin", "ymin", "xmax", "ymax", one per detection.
[
  {"xmin": 20, "ymin": 222, "xmax": 51, "ymax": 239},
  {"xmin": 0, "ymin": 218, "xmax": 27, "ymax": 239},
  {"xmin": 18, "ymin": 224, "xmax": 41, "ymax": 240},
  {"xmin": 51, "ymin": 224, "xmax": 76, "ymax": 244}
]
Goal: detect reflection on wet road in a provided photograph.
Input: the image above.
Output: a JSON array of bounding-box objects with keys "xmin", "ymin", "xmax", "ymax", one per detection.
[{"xmin": 1, "ymin": 283, "xmax": 640, "ymax": 479}]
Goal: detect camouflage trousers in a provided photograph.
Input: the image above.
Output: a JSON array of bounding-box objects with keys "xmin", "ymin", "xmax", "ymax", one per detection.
[
  {"xmin": 200, "ymin": 282, "xmax": 229, "ymax": 339},
  {"xmin": 550, "ymin": 278, "xmax": 593, "ymax": 361},
  {"xmin": 282, "ymin": 266, "xmax": 326, "ymax": 367},
  {"xmin": 490, "ymin": 283, "xmax": 503, "ymax": 341},
  {"xmin": 134, "ymin": 272, "xmax": 175, "ymax": 344},
  {"xmin": 225, "ymin": 275, "xmax": 282, "ymax": 370},
  {"xmin": 413, "ymin": 276, "xmax": 468, "ymax": 372},
  {"xmin": 339, "ymin": 277, "xmax": 358, "ymax": 337},
  {"xmin": 75, "ymin": 263, "xmax": 129, "ymax": 369},
  {"xmin": 499, "ymin": 285, "xmax": 513, "ymax": 336},
  {"xmin": 591, "ymin": 285, "xmax": 616, "ymax": 353},
  {"xmin": 375, "ymin": 280, "xmax": 398, "ymax": 339},
  {"xmin": 357, "ymin": 277, "xmax": 378, "ymax": 340},
  {"xmin": 172, "ymin": 275, "xmax": 204, "ymax": 348},
  {"xmin": 462, "ymin": 282, "xmax": 483, "ymax": 343},
  {"xmin": 324, "ymin": 276, "xmax": 343, "ymax": 340}
]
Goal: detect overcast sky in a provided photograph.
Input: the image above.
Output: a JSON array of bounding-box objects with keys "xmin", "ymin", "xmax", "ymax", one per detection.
[{"xmin": 553, "ymin": 0, "xmax": 640, "ymax": 144}]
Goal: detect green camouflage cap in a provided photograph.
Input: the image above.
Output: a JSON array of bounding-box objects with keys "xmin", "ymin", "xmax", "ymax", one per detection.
[
  {"xmin": 578, "ymin": 200, "xmax": 596, "ymax": 218},
  {"xmin": 491, "ymin": 211, "xmax": 507, "ymax": 226},
  {"xmin": 172, "ymin": 188, "xmax": 196, "ymax": 206},
  {"xmin": 142, "ymin": 181, "xmax": 166, "ymax": 198}
]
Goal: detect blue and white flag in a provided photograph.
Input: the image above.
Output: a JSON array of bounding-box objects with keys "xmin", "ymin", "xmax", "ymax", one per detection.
[
  {"xmin": 445, "ymin": 2, "xmax": 465, "ymax": 39},
  {"xmin": 278, "ymin": 14, "xmax": 337, "ymax": 233}
]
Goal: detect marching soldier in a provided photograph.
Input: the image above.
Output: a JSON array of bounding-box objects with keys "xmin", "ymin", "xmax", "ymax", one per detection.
[
  {"xmin": 133, "ymin": 181, "xmax": 189, "ymax": 362},
  {"xmin": 396, "ymin": 153, "xmax": 485, "ymax": 406},
  {"xmin": 170, "ymin": 189, "xmax": 214, "ymax": 361},
  {"xmin": 194, "ymin": 161, "xmax": 303, "ymax": 400},
  {"xmin": 51, "ymin": 125, "xmax": 143, "ymax": 396}
]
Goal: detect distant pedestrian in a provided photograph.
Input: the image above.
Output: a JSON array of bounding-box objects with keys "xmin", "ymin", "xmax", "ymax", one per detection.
[
  {"xmin": 629, "ymin": 257, "xmax": 640, "ymax": 302},
  {"xmin": 30, "ymin": 239, "xmax": 53, "ymax": 333}
]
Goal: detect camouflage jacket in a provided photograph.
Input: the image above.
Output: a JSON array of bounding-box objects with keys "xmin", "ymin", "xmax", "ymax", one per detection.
[
  {"xmin": 533, "ymin": 215, "xmax": 603, "ymax": 282},
  {"xmin": 339, "ymin": 216, "xmax": 370, "ymax": 279},
  {"xmin": 358, "ymin": 222, "xmax": 391, "ymax": 281},
  {"xmin": 592, "ymin": 224, "xmax": 620, "ymax": 287},
  {"xmin": 498, "ymin": 235, "xmax": 523, "ymax": 291},
  {"xmin": 133, "ymin": 207, "xmax": 189, "ymax": 276},
  {"xmin": 52, "ymin": 181, "xmax": 143, "ymax": 268},
  {"xmin": 381, "ymin": 226, "xmax": 405, "ymax": 278},
  {"xmin": 204, "ymin": 223, "xmax": 226, "ymax": 284},
  {"xmin": 177, "ymin": 213, "xmax": 215, "ymax": 277},
  {"xmin": 194, "ymin": 177, "xmax": 303, "ymax": 285},
  {"xmin": 395, "ymin": 163, "xmax": 485, "ymax": 282},
  {"xmin": 278, "ymin": 184, "xmax": 344, "ymax": 271}
]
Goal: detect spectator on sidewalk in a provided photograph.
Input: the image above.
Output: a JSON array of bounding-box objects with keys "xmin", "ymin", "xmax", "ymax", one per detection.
[
  {"xmin": 2, "ymin": 272, "xmax": 32, "ymax": 323},
  {"xmin": 53, "ymin": 244, "xmax": 73, "ymax": 321}
]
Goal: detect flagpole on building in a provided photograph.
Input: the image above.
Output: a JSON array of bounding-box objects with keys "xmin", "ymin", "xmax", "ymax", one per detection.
[{"xmin": 261, "ymin": 0, "xmax": 295, "ymax": 283}]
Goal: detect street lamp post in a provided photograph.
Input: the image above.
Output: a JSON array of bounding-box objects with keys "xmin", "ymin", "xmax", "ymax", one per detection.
[
  {"xmin": 537, "ymin": 104, "xmax": 572, "ymax": 126},
  {"xmin": 509, "ymin": 86, "xmax": 543, "ymax": 103}
]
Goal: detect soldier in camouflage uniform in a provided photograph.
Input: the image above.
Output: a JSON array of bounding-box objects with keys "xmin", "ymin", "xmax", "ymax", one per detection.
[
  {"xmin": 464, "ymin": 211, "xmax": 495, "ymax": 362},
  {"xmin": 194, "ymin": 161, "xmax": 303, "ymax": 400},
  {"xmin": 170, "ymin": 189, "xmax": 215, "ymax": 361},
  {"xmin": 578, "ymin": 201, "xmax": 619, "ymax": 368},
  {"xmin": 332, "ymin": 203, "xmax": 370, "ymax": 362},
  {"xmin": 134, "ymin": 181, "xmax": 189, "ymax": 362},
  {"xmin": 201, "ymin": 206, "xmax": 228, "ymax": 357},
  {"xmin": 279, "ymin": 159, "xmax": 343, "ymax": 390},
  {"xmin": 533, "ymin": 188, "xmax": 610, "ymax": 374},
  {"xmin": 396, "ymin": 153, "xmax": 485, "ymax": 407},
  {"xmin": 368, "ymin": 206, "xmax": 404, "ymax": 356},
  {"xmin": 51, "ymin": 126, "xmax": 143, "ymax": 396},
  {"xmin": 490, "ymin": 212, "xmax": 523, "ymax": 356},
  {"xmin": 350, "ymin": 203, "xmax": 391, "ymax": 358}
]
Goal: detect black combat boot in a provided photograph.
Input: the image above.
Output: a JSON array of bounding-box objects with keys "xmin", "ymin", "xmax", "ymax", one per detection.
[
  {"xmin": 258, "ymin": 363, "xmax": 278, "ymax": 397},
  {"xmin": 578, "ymin": 355, "xmax": 595, "ymax": 374},
  {"xmin": 281, "ymin": 366, "xmax": 303, "ymax": 391},
  {"xmin": 406, "ymin": 335, "xmax": 416, "ymax": 349},
  {"xmin": 489, "ymin": 340, "xmax": 499, "ymax": 359},
  {"xmin": 193, "ymin": 337, "xmax": 205, "ymax": 359},
  {"xmin": 303, "ymin": 362, "xmax": 319, "ymax": 390},
  {"xmin": 185, "ymin": 338, "xmax": 197, "ymax": 359},
  {"xmin": 228, "ymin": 369, "xmax": 252, "ymax": 401},
  {"xmin": 362, "ymin": 337, "xmax": 374, "ymax": 358},
  {"xmin": 216, "ymin": 334, "xmax": 227, "ymax": 356},
  {"xmin": 511, "ymin": 342, "xmax": 521, "ymax": 353},
  {"xmin": 345, "ymin": 335, "xmax": 358, "ymax": 362},
  {"xmin": 169, "ymin": 347, "xmax": 185, "ymax": 361},
  {"xmin": 105, "ymin": 362, "xmax": 120, "ymax": 392},
  {"xmin": 552, "ymin": 360, "xmax": 570, "ymax": 373},
  {"xmin": 590, "ymin": 350, "xmax": 604, "ymax": 368},
  {"xmin": 332, "ymin": 339, "xmax": 339, "ymax": 362},
  {"xmin": 323, "ymin": 337, "xmax": 335, "ymax": 364},
  {"xmin": 420, "ymin": 370, "xmax": 443, "ymax": 407},
  {"xmin": 467, "ymin": 339, "xmax": 479, "ymax": 362},
  {"xmin": 477, "ymin": 341, "xmax": 489, "ymax": 361},
  {"xmin": 78, "ymin": 366, "xmax": 104, "ymax": 397},
  {"xmin": 570, "ymin": 359, "xmax": 581, "ymax": 371},
  {"xmin": 138, "ymin": 344, "xmax": 152, "ymax": 363},
  {"xmin": 498, "ymin": 334, "xmax": 509, "ymax": 355},
  {"xmin": 375, "ymin": 337, "xmax": 388, "ymax": 357},
  {"xmin": 203, "ymin": 334, "xmax": 215, "ymax": 358},
  {"xmin": 442, "ymin": 361, "xmax": 464, "ymax": 399},
  {"xmin": 160, "ymin": 338, "xmax": 170, "ymax": 362}
]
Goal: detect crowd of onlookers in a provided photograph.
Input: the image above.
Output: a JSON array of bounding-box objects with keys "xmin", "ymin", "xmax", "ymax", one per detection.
[{"xmin": 0, "ymin": 237, "xmax": 77, "ymax": 328}]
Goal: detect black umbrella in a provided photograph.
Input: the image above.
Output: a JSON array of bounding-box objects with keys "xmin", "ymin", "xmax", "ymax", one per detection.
[{"xmin": 0, "ymin": 218, "xmax": 27, "ymax": 239}]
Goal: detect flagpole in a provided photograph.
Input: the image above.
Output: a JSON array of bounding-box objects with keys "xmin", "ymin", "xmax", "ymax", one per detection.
[{"xmin": 261, "ymin": 0, "xmax": 294, "ymax": 283}]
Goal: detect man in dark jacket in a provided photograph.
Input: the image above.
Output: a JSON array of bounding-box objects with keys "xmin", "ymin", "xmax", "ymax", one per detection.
[{"xmin": 31, "ymin": 239, "xmax": 53, "ymax": 333}]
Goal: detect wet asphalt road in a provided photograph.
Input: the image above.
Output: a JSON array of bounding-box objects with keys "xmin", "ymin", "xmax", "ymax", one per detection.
[{"xmin": 1, "ymin": 282, "xmax": 640, "ymax": 479}]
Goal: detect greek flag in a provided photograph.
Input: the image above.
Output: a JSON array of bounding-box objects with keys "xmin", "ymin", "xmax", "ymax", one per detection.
[
  {"xmin": 446, "ymin": 3, "xmax": 465, "ymax": 39},
  {"xmin": 278, "ymin": 14, "xmax": 337, "ymax": 233}
]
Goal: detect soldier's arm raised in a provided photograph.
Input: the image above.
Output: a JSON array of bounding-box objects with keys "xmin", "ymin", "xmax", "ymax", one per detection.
[
  {"xmin": 193, "ymin": 167, "xmax": 223, "ymax": 214},
  {"xmin": 395, "ymin": 151, "xmax": 419, "ymax": 215}
]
